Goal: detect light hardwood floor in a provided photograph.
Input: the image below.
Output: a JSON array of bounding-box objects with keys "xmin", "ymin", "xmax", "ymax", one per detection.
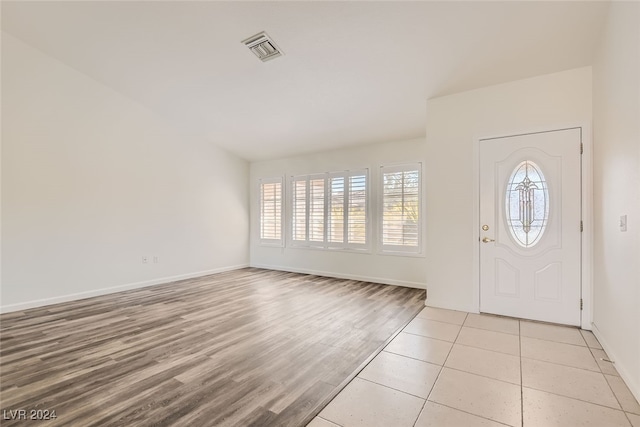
[{"xmin": 0, "ymin": 268, "xmax": 425, "ymax": 426}]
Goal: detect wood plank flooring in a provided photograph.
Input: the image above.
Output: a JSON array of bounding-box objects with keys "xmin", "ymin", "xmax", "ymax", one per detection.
[{"xmin": 0, "ymin": 268, "xmax": 425, "ymax": 426}]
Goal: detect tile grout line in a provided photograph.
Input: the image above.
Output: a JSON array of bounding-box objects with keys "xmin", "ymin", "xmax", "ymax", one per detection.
[
  {"xmin": 356, "ymin": 376, "xmax": 428, "ymax": 401},
  {"xmin": 520, "ymin": 355, "xmax": 604, "ymax": 374},
  {"xmin": 422, "ymin": 401, "xmax": 515, "ymax": 427},
  {"xmin": 450, "ymin": 341, "xmax": 520, "ymax": 358},
  {"xmin": 376, "ymin": 349, "xmax": 447, "ymax": 369},
  {"xmin": 587, "ymin": 345, "xmax": 619, "ymax": 376},
  {"xmin": 317, "ymin": 415, "xmax": 343, "ymax": 427},
  {"xmin": 520, "ymin": 385, "xmax": 627, "ymax": 412},
  {"xmin": 597, "ymin": 343, "xmax": 637, "ymax": 418},
  {"xmin": 382, "ymin": 349, "xmax": 447, "ymax": 365},
  {"xmin": 445, "ymin": 342, "xmax": 519, "ymax": 357},
  {"xmin": 579, "ymin": 327, "xmax": 589, "ymax": 347},
  {"xmin": 436, "ymin": 365, "xmax": 521, "ymax": 387},
  {"xmin": 400, "ymin": 330, "xmax": 460, "ymax": 343},
  {"xmin": 460, "ymin": 324, "xmax": 520, "ymax": 336},
  {"xmin": 411, "ymin": 311, "xmax": 469, "ymax": 427},
  {"xmin": 625, "ymin": 413, "xmax": 639, "ymax": 427},
  {"xmin": 521, "ymin": 335, "xmax": 591, "ymax": 349}
]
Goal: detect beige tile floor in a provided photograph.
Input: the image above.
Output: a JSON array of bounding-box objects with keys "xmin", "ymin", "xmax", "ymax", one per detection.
[{"xmin": 309, "ymin": 307, "xmax": 640, "ymax": 427}]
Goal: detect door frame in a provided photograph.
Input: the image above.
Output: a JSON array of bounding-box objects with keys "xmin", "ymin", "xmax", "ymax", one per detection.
[{"xmin": 472, "ymin": 123, "xmax": 593, "ymax": 329}]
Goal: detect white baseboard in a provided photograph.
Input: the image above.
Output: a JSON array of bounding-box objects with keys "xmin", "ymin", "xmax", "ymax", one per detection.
[
  {"xmin": 250, "ymin": 263, "xmax": 426, "ymax": 290},
  {"xmin": 591, "ymin": 322, "xmax": 640, "ymax": 404},
  {"xmin": 0, "ymin": 264, "xmax": 249, "ymax": 314}
]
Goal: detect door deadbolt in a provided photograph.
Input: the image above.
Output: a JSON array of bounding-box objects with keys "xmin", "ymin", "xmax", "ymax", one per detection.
[{"xmin": 482, "ymin": 225, "xmax": 489, "ymax": 231}]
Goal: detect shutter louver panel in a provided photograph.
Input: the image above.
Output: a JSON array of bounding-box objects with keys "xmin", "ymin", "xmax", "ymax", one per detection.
[
  {"xmin": 292, "ymin": 178, "xmax": 307, "ymax": 242},
  {"xmin": 383, "ymin": 171, "xmax": 404, "ymax": 245},
  {"xmin": 309, "ymin": 178, "xmax": 325, "ymax": 242},
  {"xmin": 381, "ymin": 165, "xmax": 421, "ymax": 252},
  {"xmin": 259, "ymin": 178, "xmax": 283, "ymax": 245},
  {"xmin": 328, "ymin": 177, "xmax": 345, "ymax": 243},
  {"xmin": 348, "ymin": 174, "xmax": 367, "ymax": 245}
]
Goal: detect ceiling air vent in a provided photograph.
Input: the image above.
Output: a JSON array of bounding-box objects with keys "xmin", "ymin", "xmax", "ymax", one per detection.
[{"xmin": 242, "ymin": 31, "xmax": 283, "ymax": 62}]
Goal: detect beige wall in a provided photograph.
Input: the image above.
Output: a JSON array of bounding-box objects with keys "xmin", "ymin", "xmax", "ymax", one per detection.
[
  {"xmin": 592, "ymin": 1, "xmax": 640, "ymax": 400},
  {"xmin": 425, "ymin": 67, "xmax": 593, "ymax": 312},
  {"xmin": 1, "ymin": 33, "xmax": 249, "ymax": 311}
]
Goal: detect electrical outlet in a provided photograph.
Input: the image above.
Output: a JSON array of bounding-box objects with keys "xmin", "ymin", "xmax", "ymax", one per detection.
[
  {"xmin": 142, "ymin": 256, "xmax": 148, "ymax": 264},
  {"xmin": 620, "ymin": 215, "xmax": 627, "ymax": 232},
  {"xmin": 153, "ymin": 256, "xmax": 159, "ymax": 264}
]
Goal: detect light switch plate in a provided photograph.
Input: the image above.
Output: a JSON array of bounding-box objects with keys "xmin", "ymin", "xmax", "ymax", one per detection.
[{"xmin": 619, "ymin": 215, "xmax": 627, "ymax": 232}]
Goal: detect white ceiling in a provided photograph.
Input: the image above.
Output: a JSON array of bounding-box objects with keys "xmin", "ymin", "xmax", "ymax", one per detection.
[{"xmin": 2, "ymin": 1, "xmax": 609, "ymax": 161}]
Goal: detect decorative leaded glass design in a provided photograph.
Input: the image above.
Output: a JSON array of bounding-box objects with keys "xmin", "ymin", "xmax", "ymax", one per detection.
[{"xmin": 505, "ymin": 160, "xmax": 549, "ymax": 248}]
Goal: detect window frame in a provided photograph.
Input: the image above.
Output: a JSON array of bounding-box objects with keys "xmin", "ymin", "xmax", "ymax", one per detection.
[
  {"xmin": 378, "ymin": 163, "xmax": 423, "ymax": 256},
  {"xmin": 289, "ymin": 169, "xmax": 370, "ymax": 251},
  {"xmin": 258, "ymin": 176, "xmax": 284, "ymax": 247}
]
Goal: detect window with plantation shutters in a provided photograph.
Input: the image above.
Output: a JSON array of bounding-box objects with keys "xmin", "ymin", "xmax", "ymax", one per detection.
[
  {"xmin": 259, "ymin": 177, "xmax": 283, "ymax": 245},
  {"xmin": 291, "ymin": 170, "xmax": 368, "ymax": 250},
  {"xmin": 380, "ymin": 164, "xmax": 421, "ymax": 253}
]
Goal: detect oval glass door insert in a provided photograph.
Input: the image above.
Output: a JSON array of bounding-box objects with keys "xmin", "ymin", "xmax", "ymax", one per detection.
[{"xmin": 505, "ymin": 160, "xmax": 549, "ymax": 247}]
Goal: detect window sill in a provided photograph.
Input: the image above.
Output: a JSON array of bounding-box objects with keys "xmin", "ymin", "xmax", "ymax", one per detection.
[{"xmin": 288, "ymin": 244, "xmax": 372, "ymax": 255}]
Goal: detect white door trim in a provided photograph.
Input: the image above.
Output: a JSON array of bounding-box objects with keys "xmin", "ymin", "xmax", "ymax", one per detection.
[{"xmin": 472, "ymin": 123, "xmax": 593, "ymax": 329}]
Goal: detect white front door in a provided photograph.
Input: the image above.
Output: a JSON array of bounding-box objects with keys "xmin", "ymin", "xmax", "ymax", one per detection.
[{"xmin": 479, "ymin": 128, "xmax": 582, "ymax": 326}]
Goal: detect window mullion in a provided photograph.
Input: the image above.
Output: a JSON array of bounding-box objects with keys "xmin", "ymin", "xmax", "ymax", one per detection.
[
  {"xmin": 305, "ymin": 178, "xmax": 310, "ymax": 243},
  {"xmin": 343, "ymin": 172, "xmax": 349, "ymax": 247},
  {"xmin": 323, "ymin": 173, "xmax": 329, "ymax": 246}
]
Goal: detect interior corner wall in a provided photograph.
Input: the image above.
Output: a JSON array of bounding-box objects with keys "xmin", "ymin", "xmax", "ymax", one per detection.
[
  {"xmin": 1, "ymin": 33, "xmax": 250, "ymax": 312},
  {"xmin": 592, "ymin": 1, "xmax": 640, "ymax": 400},
  {"xmin": 425, "ymin": 66, "xmax": 592, "ymax": 312},
  {"xmin": 249, "ymin": 138, "xmax": 427, "ymax": 289}
]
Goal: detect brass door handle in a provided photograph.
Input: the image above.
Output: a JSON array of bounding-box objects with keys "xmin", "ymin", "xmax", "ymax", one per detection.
[{"xmin": 482, "ymin": 237, "xmax": 495, "ymax": 243}]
